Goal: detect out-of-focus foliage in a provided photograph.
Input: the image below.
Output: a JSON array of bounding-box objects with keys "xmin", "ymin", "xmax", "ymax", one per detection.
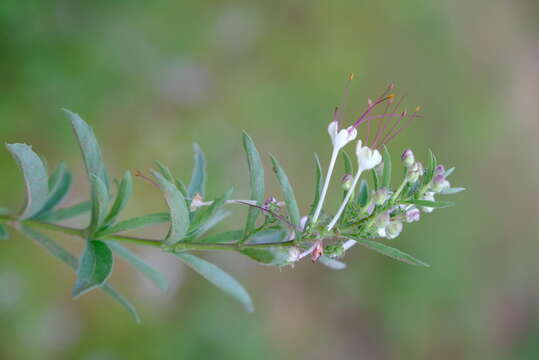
[{"xmin": 1, "ymin": 0, "xmax": 538, "ymax": 359}]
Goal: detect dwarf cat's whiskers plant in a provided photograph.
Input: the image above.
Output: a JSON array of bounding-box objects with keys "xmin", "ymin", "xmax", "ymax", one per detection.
[{"xmin": 0, "ymin": 77, "xmax": 464, "ymax": 322}]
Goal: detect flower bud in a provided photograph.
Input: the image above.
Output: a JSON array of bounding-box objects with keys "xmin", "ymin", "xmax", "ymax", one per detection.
[
  {"xmin": 406, "ymin": 162, "xmax": 424, "ymax": 183},
  {"xmin": 373, "ymin": 188, "xmax": 389, "ymax": 205},
  {"xmin": 431, "ymin": 174, "xmax": 450, "ymax": 193},
  {"xmin": 341, "ymin": 173, "xmax": 354, "ymax": 191},
  {"xmin": 401, "ymin": 149, "xmax": 415, "ymax": 168},
  {"xmin": 386, "ymin": 220, "xmax": 403, "ymax": 239},
  {"xmin": 374, "ymin": 211, "xmax": 390, "ymax": 229},
  {"xmin": 405, "ymin": 208, "xmax": 420, "ymax": 223},
  {"xmin": 435, "ymin": 164, "xmax": 445, "ymax": 175}
]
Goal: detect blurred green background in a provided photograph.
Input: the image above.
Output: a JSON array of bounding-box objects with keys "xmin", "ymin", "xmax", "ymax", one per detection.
[{"xmin": 1, "ymin": 0, "xmax": 538, "ymax": 359}]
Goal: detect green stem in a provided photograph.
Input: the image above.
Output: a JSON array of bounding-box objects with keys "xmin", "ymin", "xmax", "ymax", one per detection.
[
  {"xmin": 390, "ymin": 179, "xmax": 408, "ymax": 203},
  {"xmin": 1, "ymin": 215, "xmax": 296, "ymax": 252}
]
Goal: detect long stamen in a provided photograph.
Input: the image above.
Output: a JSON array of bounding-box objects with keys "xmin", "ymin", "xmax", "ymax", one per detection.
[
  {"xmin": 381, "ymin": 107, "xmax": 422, "ymax": 145},
  {"xmin": 372, "ymin": 95, "xmax": 404, "ymax": 149},
  {"xmin": 368, "ymin": 100, "xmax": 392, "ymax": 148},
  {"xmin": 352, "ymin": 84, "xmax": 394, "ymax": 128},
  {"xmin": 334, "ymin": 73, "xmax": 355, "ymax": 126}
]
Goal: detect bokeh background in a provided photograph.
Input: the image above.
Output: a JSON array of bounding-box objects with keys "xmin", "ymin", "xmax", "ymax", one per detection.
[{"xmin": 1, "ymin": 1, "xmax": 538, "ymax": 359}]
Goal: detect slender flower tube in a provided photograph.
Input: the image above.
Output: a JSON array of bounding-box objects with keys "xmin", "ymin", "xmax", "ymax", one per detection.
[
  {"xmin": 311, "ymin": 121, "xmax": 357, "ymax": 223},
  {"xmin": 326, "ymin": 140, "xmax": 382, "ymax": 230}
]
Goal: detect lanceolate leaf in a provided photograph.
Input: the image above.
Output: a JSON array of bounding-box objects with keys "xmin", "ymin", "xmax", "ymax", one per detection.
[
  {"xmin": 406, "ymin": 199, "xmax": 455, "ymax": 208},
  {"xmin": 89, "ymin": 175, "xmax": 110, "ymax": 234},
  {"xmin": 20, "ymin": 225, "xmax": 139, "ymax": 322},
  {"xmin": 342, "ymin": 150, "xmax": 353, "ymax": 174},
  {"xmin": 439, "ymin": 187, "xmax": 465, "ymax": 195},
  {"xmin": 34, "ymin": 162, "xmax": 72, "ymax": 218},
  {"xmin": 358, "ymin": 179, "xmax": 369, "ymax": 207},
  {"xmin": 152, "ymin": 171, "xmax": 190, "ymax": 245},
  {"xmin": 0, "ymin": 225, "xmax": 9, "ymax": 240},
  {"xmin": 269, "ymin": 154, "xmax": 301, "ymax": 233},
  {"xmin": 382, "ymin": 145, "xmax": 391, "ymax": 189},
  {"xmin": 239, "ymin": 228, "xmax": 290, "ymax": 266},
  {"xmin": 444, "ymin": 167, "xmax": 455, "ymax": 178},
  {"xmin": 351, "ymin": 237, "xmax": 430, "ymax": 267},
  {"xmin": 64, "ymin": 109, "xmax": 110, "ymax": 192},
  {"xmin": 241, "ymin": 132, "xmax": 265, "ymax": 241},
  {"xmin": 187, "ymin": 143, "xmax": 206, "ymax": 198},
  {"xmin": 175, "ymin": 253, "xmax": 254, "ymax": 312},
  {"xmin": 6, "ymin": 143, "xmax": 49, "ymax": 219},
  {"xmin": 73, "ymin": 240, "xmax": 114, "ymax": 298},
  {"xmin": 154, "ymin": 161, "xmax": 175, "ymax": 183},
  {"xmin": 108, "ymin": 242, "xmax": 169, "ymax": 292},
  {"xmin": 38, "ymin": 201, "xmax": 91, "ymax": 222},
  {"xmin": 104, "ymin": 171, "xmax": 133, "ymax": 226},
  {"xmin": 424, "ymin": 149, "xmax": 437, "ymax": 185},
  {"xmin": 309, "ymin": 154, "xmax": 323, "ymax": 219},
  {"xmin": 319, "ymin": 256, "xmax": 346, "ymax": 270},
  {"xmin": 98, "ymin": 213, "xmax": 170, "ymax": 237}
]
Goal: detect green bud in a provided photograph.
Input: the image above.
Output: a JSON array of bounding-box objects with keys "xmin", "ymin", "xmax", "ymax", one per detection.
[
  {"xmin": 386, "ymin": 220, "xmax": 403, "ymax": 239},
  {"xmin": 406, "ymin": 161, "xmax": 423, "ymax": 183},
  {"xmin": 341, "ymin": 173, "xmax": 354, "ymax": 191},
  {"xmin": 373, "ymin": 188, "xmax": 389, "ymax": 205},
  {"xmin": 401, "ymin": 149, "xmax": 415, "ymax": 168}
]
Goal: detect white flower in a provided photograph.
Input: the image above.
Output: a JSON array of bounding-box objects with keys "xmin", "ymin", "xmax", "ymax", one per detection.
[
  {"xmin": 421, "ymin": 191, "xmax": 435, "ymax": 213},
  {"xmin": 405, "ymin": 208, "xmax": 421, "ymax": 222},
  {"xmin": 385, "ymin": 220, "xmax": 403, "ymax": 239},
  {"xmin": 355, "ymin": 140, "xmax": 382, "ymax": 172},
  {"xmin": 328, "ymin": 121, "xmax": 357, "ymax": 150}
]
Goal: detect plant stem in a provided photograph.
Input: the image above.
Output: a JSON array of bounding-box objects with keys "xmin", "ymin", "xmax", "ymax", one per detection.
[
  {"xmin": 390, "ymin": 179, "xmax": 408, "ymax": 203},
  {"xmin": 312, "ymin": 148, "xmax": 339, "ymax": 223},
  {"xmin": 1, "ymin": 215, "xmax": 296, "ymax": 252}
]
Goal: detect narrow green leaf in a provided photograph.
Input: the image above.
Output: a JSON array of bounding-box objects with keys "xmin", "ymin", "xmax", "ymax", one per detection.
[
  {"xmin": 101, "ymin": 285, "xmax": 141, "ymax": 323},
  {"xmin": 89, "ymin": 175, "xmax": 110, "ymax": 234},
  {"xmin": 382, "ymin": 145, "xmax": 391, "ymax": 189},
  {"xmin": 98, "ymin": 213, "xmax": 170, "ymax": 236},
  {"xmin": 241, "ymin": 132, "xmax": 265, "ymax": 241},
  {"xmin": 200, "ymin": 229, "xmax": 243, "ymax": 243},
  {"xmin": 108, "ymin": 242, "xmax": 168, "ymax": 292},
  {"xmin": 439, "ymin": 187, "xmax": 465, "ymax": 195},
  {"xmin": 152, "ymin": 171, "xmax": 190, "ymax": 245},
  {"xmin": 189, "ymin": 188, "xmax": 232, "ymax": 239},
  {"xmin": 155, "ymin": 161, "xmax": 174, "ymax": 183},
  {"xmin": 175, "ymin": 178, "xmax": 188, "ymax": 197},
  {"xmin": 342, "ymin": 150, "xmax": 353, "ymax": 174},
  {"xmin": 187, "ymin": 143, "xmax": 206, "ymax": 198},
  {"xmin": 424, "ymin": 149, "xmax": 437, "ymax": 184},
  {"xmin": 319, "ymin": 256, "xmax": 346, "ymax": 270},
  {"xmin": 20, "ymin": 225, "xmax": 139, "ymax": 322},
  {"xmin": 269, "ymin": 154, "xmax": 301, "ymax": 231},
  {"xmin": 34, "ymin": 163, "xmax": 72, "ymax": 218},
  {"xmin": 309, "ymin": 154, "xmax": 323, "ymax": 219},
  {"xmin": 371, "ymin": 168, "xmax": 380, "ymax": 191},
  {"xmin": 39, "ymin": 201, "xmax": 91, "ymax": 222},
  {"xmin": 175, "ymin": 253, "xmax": 254, "ymax": 312},
  {"xmin": 444, "ymin": 167, "xmax": 455, "ymax": 178},
  {"xmin": 0, "ymin": 225, "xmax": 9, "ymax": 240},
  {"xmin": 239, "ymin": 228, "xmax": 290, "ymax": 266},
  {"xmin": 104, "ymin": 171, "xmax": 133, "ymax": 225},
  {"xmin": 188, "ymin": 210, "xmax": 230, "ymax": 240},
  {"xmin": 406, "ymin": 199, "xmax": 455, "ymax": 208},
  {"xmin": 351, "ymin": 237, "xmax": 430, "ymax": 267},
  {"xmin": 64, "ymin": 109, "xmax": 109, "ymax": 192},
  {"xmin": 73, "ymin": 240, "xmax": 114, "ymax": 298},
  {"xmin": 358, "ymin": 179, "xmax": 369, "ymax": 207},
  {"xmin": 6, "ymin": 143, "xmax": 49, "ymax": 219}
]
